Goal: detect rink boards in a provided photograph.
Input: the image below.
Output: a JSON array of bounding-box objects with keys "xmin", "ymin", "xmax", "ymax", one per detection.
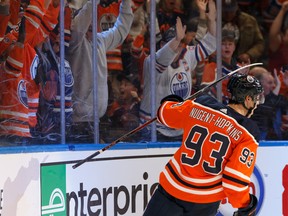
[{"xmin": 0, "ymin": 141, "xmax": 287, "ymax": 215}]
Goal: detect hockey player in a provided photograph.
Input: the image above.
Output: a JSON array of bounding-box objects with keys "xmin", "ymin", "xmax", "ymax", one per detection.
[{"xmin": 143, "ymin": 73, "xmax": 264, "ymax": 216}]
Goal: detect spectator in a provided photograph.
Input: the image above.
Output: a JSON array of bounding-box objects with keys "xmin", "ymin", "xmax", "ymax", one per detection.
[
  {"xmin": 279, "ymin": 65, "xmax": 288, "ymax": 100},
  {"xmin": 122, "ymin": 0, "xmax": 161, "ymax": 83},
  {"xmin": 97, "ymin": 0, "xmax": 125, "ymax": 104},
  {"xmin": 124, "ymin": 0, "xmax": 164, "ymax": 91},
  {"xmin": 97, "ymin": 0, "xmax": 144, "ymax": 106},
  {"xmin": 140, "ymin": 0, "xmax": 216, "ymax": 141},
  {"xmin": 26, "ymin": 0, "xmax": 61, "ymax": 138},
  {"xmin": 236, "ymin": 0, "xmax": 268, "ymax": 26},
  {"xmin": 66, "ymin": 0, "xmax": 133, "ymax": 141},
  {"xmin": 0, "ymin": 17, "xmax": 30, "ymax": 143},
  {"xmin": 0, "ymin": 0, "xmax": 55, "ymax": 144},
  {"xmin": 1, "ymin": 0, "xmax": 62, "ymax": 143},
  {"xmin": 250, "ymin": 66, "xmax": 288, "ymax": 140},
  {"xmin": 33, "ymin": 36, "xmax": 74, "ymax": 143},
  {"xmin": 201, "ymin": 29, "xmax": 245, "ymax": 104},
  {"xmin": 281, "ymin": 68, "xmax": 288, "ymax": 137},
  {"xmin": 268, "ymin": 1, "xmax": 288, "ymax": 72},
  {"xmin": 222, "ymin": 0, "xmax": 265, "ymax": 64},
  {"xmin": 103, "ymin": 73, "xmax": 141, "ymax": 142}
]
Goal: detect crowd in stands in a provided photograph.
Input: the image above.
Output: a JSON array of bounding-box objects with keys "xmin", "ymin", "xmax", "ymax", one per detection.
[{"xmin": 1, "ymin": 0, "xmax": 288, "ymax": 145}]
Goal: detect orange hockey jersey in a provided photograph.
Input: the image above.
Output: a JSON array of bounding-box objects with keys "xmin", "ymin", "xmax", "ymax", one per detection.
[
  {"xmin": 23, "ymin": 44, "xmax": 40, "ymax": 128},
  {"xmin": 23, "ymin": 0, "xmax": 57, "ymax": 127},
  {"xmin": 157, "ymin": 94, "xmax": 260, "ymax": 209},
  {"xmin": 5, "ymin": 0, "xmax": 47, "ymax": 128},
  {"xmin": 0, "ymin": 43, "xmax": 31, "ymax": 137}
]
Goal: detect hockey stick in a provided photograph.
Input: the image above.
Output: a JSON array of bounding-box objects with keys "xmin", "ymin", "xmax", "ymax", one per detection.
[{"xmin": 72, "ymin": 62, "xmax": 262, "ymax": 169}]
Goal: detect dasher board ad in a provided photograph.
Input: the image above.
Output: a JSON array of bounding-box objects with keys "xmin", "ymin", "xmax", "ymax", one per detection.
[
  {"xmin": 40, "ymin": 155, "xmax": 265, "ymax": 216},
  {"xmin": 40, "ymin": 154, "xmax": 168, "ymax": 216},
  {"xmin": 0, "ymin": 145, "xmax": 286, "ymax": 215}
]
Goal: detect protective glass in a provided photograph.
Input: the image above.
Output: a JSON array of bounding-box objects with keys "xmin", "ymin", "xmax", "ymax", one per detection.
[{"xmin": 254, "ymin": 93, "xmax": 265, "ymax": 105}]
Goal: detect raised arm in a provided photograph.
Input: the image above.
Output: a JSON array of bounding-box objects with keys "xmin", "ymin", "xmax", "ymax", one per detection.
[
  {"xmin": 168, "ymin": 17, "xmax": 186, "ymax": 52},
  {"xmin": 4, "ymin": 16, "xmax": 26, "ymax": 76},
  {"xmin": 153, "ymin": 17, "xmax": 186, "ymax": 66},
  {"xmin": 195, "ymin": 0, "xmax": 208, "ymax": 41},
  {"xmin": 269, "ymin": 1, "xmax": 288, "ymax": 52},
  {"xmin": 101, "ymin": 0, "xmax": 134, "ymax": 51},
  {"xmin": 71, "ymin": 0, "xmax": 93, "ymax": 34},
  {"xmin": 206, "ymin": 0, "xmax": 216, "ymax": 37}
]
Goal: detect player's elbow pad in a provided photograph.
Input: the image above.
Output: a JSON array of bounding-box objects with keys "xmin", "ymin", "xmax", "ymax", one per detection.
[
  {"xmin": 233, "ymin": 194, "xmax": 258, "ymax": 216},
  {"xmin": 160, "ymin": 94, "xmax": 184, "ymax": 104}
]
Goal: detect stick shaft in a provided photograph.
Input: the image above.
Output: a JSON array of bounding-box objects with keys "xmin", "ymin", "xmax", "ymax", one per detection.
[
  {"xmin": 72, "ymin": 117, "xmax": 157, "ymax": 169},
  {"xmin": 187, "ymin": 62, "xmax": 262, "ymax": 100},
  {"xmin": 72, "ymin": 62, "xmax": 262, "ymax": 169}
]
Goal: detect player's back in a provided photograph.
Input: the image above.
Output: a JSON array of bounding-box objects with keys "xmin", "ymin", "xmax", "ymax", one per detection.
[
  {"xmin": 158, "ymin": 94, "xmax": 259, "ymax": 203},
  {"xmin": 195, "ymin": 94, "xmax": 260, "ymax": 139}
]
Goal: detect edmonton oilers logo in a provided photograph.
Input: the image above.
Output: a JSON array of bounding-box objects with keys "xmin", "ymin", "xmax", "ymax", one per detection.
[
  {"xmin": 17, "ymin": 80, "xmax": 28, "ymax": 107},
  {"xmin": 170, "ymin": 72, "xmax": 190, "ymax": 98},
  {"xmin": 217, "ymin": 165, "xmax": 265, "ymax": 215}
]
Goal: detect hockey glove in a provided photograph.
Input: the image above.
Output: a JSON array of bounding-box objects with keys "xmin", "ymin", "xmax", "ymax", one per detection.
[
  {"xmin": 160, "ymin": 94, "xmax": 184, "ymax": 104},
  {"xmin": 233, "ymin": 194, "xmax": 258, "ymax": 216}
]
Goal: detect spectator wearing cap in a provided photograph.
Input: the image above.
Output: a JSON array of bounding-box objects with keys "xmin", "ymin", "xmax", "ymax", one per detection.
[
  {"xmin": 102, "ymin": 73, "xmax": 141, "ymax": 142},
  {"xmin": 222, "ymin": 0, "xmax": 265, "ymax": 64},
  {"xmin": 140, "ymin": 0, "xmax": 217, "ymax": 142},
  {"xmin": 201, "ymin": 29, "xmax": 248, "ymax": 104}
]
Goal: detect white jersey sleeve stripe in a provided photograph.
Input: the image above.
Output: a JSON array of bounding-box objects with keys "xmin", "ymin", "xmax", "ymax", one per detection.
[
  {"xmin": 222, "ymin": 182, "xmax": 249, "ymax": 192},
  {"xmin": 224, "ymin": 166, "xmax": 250, "ymax": 181}
]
